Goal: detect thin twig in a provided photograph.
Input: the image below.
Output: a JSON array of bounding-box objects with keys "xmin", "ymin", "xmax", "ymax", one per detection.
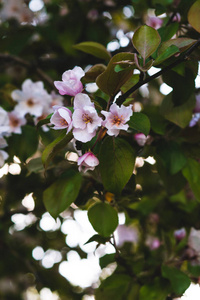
[
  {"xmin": 116, "ymin": 38, "xmax": 200, "ymax": 106},
  {"xmin": 0, "ymin": 53, "xmax": 55, "ymax": 90}
]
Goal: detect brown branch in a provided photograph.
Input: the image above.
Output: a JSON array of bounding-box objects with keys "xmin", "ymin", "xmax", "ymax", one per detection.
[
  {"xmin": 116, "ymin": 38, "xmax": 200, "ymax": 106},
  {"xmin": 0, "ymin": 53, "xmax": 55, "ymax": 90}
]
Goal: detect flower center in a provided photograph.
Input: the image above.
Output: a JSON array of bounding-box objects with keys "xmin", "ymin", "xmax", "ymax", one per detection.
[
  {"xmin": 60, "ymin": 118, "xmax": 68, "ymax": 126},
  {"xmin": 27, "ymin": 99, "xmax": 34, "ymax": 107},
  {"xmin": 10, "ymin": 118, "xmax": 19, "ymax": 127},
  {"xmin": 82, "ymin": 113, "xmax": 93, "ymax": 124},
  {"xmin": 112, "ymin": 115, "xmax": 123, "ymax": 126}
]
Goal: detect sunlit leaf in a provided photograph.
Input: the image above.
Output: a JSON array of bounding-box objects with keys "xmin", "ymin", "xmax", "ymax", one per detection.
[
  {"xmin": 96, "ymin": 53, "xmax": 135, "ymax": 96},
  {"xmin": 188, "ymin": 0, "xmax": 200, "ymax": 33},
  {"xmin": 154, "ymin": 45, "xmax": 179, "ymax": 66},
  {"xmin": 73, "ymin": 41, "xmax": 111, "ymax": 61},
  {"xmin": 42, "ymin": 131, "xmax": 73, "ymax": 168},
  {"xmin": 132, "ymin": 25, "xmax": 161, "ymax": 59},
  {"xmin": 88, "ymin": 202, "xmax": 118, "ymax": 237}
]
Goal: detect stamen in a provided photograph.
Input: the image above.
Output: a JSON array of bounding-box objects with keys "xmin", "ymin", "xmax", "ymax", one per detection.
[
  {"xmin": 112, "ymin": 115, "xmax": 123, "ymax": 125},
  {"xmin": 60, "ymin": 118, "xmax": 68, "ymax": 126},
  {"xmin": 82, "ymin": 113, "xmax": 93, "ymax": 124},
  {"xmin": 27, "ymin": 99, "xmax": 34, "ymax": 107}
]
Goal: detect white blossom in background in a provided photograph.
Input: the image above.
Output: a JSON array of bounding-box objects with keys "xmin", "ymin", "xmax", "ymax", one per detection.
[
  {"xmin": 0, "ymin": 107, "xmax": 10, "ymax": 137},
  {"xmin": 0, "ymin": 137, "xmax": 8, "ymax": 149},
  {"xmin": 0, "ymin": 0, "xmax": 33, "ymax": 23},
  {"xmin": 12, "ymin": 79, "xmax": 52, "ymax": 117},
  {"xmin": 8, "ymin": 111, "xmax": 26, "ymax": 134},
  {"xmin": 49, "ymin": 91, "xmax": 64, "ymax": 107}
]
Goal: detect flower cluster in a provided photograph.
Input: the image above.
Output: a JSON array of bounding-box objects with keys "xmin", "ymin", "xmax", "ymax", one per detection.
[
  {"xmin": 0, "ymin": 79, "xmax": 64, "ymax": 167},
  {"xmin": 50, "ymin": 66, "xmax": 133, "ymax": 173}
]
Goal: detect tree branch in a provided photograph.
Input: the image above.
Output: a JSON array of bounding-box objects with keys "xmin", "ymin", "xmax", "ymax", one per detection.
[
  {"xmin": 116, "ymin": 38, "xmax": 200, "ymax": 106},
  {"xmin": 0, "ymin": 53, "xmax": 55, "ymax": 90}
]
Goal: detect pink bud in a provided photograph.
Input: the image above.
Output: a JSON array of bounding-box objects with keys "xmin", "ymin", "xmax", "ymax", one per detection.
[
  {"xmin": 77, "ymin": 152, "xmax": 99, "ymax": 173},
  {"xmin": 174, "ymin": 228, "xmax": 186, "ymax": 241}
]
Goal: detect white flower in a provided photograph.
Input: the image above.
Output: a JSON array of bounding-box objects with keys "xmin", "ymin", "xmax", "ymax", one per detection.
[
  {"xmin": 0, "ymin": 150, "xmax": 9, "ymax": 167},
  {"xmin": 72, "ymin": 93, "xmax": 102, "ymax": 142},
  {"xmin": 0, "ymin": 107, "xmax": 10, "ymax": 136},
  {"xmin": 0, "ymin": 0, "xmax": 33, "ymax": 23},
  {"xmin": 77, "ymin": 152, "xmax": 99, "ymax": 173},
  {"xmin": 8, "ymin": 111, "xmax": 26, "ymax": 134},
  {"xmin": 101, "ymin": 103, "xmax": 133, "ymax": 137},
  {"xmin": 12, "ymin": 79, "xmax": 52, "ymax": 117},
  {"xmin": 50, "ymin": 106, "xmax": 73, "ymax": 133},
  {"xmin": 54, "ymin": 66, "xmax": 85, "ymax": 96}
]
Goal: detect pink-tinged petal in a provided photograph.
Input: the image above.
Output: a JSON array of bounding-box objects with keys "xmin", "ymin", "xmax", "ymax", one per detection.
[
  {"xmin": 73, "ymin": 93, "xmax": 94, "ymax": 110},
  {"xmin": 84, "ymin": 153, "xmax": 99, "ymax": 167},
  {"xmin": 58, "ymin": 107, "xmax": 72, "ymax": 121},
  {"xmin": 73, "ymin": 128, "xmax": 96, "ymax": 142},
  {"xmin": 22, "ymin": 79, "xmax": 33, "ymax": 92},
  {"xmin": 72, "ymin": 66, "xmax": 85, "ymax": 79},
  {"xmin": 72, "ymin": 109, "xmax": 86, "ymax": 129},
  {"xmin": 11, "ymin": 90, "xmax": 24, "ymax": 102},
  {"xmin": 107, "ymin": 128, "xmax": 120, "ymax": 137},
  {"xmin": 77, "ymin": 152, "xmax": 90, "ymax": 166}
]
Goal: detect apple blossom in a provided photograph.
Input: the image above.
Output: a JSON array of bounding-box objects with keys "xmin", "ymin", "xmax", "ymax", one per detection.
[
  {"xmin": 0, "ymin": 137, "xmax": 8, "ymax": 149},
  {"xmin": 174, "ymin": 228, "xmax": 186, "ymax": 241},
  {"xmin": 77, "ymin": 152, "xmax": 99, "ymax": 173},
  {"xmin": 72, "ymin": 93, "xmax": 102, "ymax": 142},
  {"xmin": 115, "ymin": 224, "xmax": 138, "ymax": 248},
  {"xmin": 134, "ymin": 133, "xmax": 148, "ymax": 146},
  {"xmin": 101, "ymin": 103, "xmax": 133, "ymax": 137},
  {"xmin": 54, "ymin": 66, "xmax": 85, "ymax": 96},
  {"xmin": 8, "ymin": 111, "xmax": 26, "ymax": 134},
  {"xmin": 0, "ymin": 0, "xmax": 33, "ymax": 23},
  {"xmin": 50, "ymin": 106, "xmax": 73, "ymax": 133},
  {"xmin": 0, "ymin": 107, "xmax": 10, "ymax": 136},
  {"xmin": 12, "ymin": 79, "xmax": 52, "ymax": 117},
  {"xmin": 146, "ymin": 16, "xmax": 163, "ymax": 29}
]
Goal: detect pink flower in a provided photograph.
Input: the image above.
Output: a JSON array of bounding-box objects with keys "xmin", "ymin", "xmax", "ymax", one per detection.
[
  {"xmin": 145, "ymin": 236, "xmax": 161, "ymax": 250},
  {"xmin": 77, "ymin": 152, "xmax": 99, "ymax": 173},
  {"xmin": 146, "ymin": 16, "xmax": 163, "ymax": 29},
  {"xmin": 50, "ymin": 106, "xmax": 73, "ymax": 133},
  {"xmin": 101, "ymin": 103, "xmax": 133, "ymax": 137},
  {"xmin": 54, "ymin": 66, "xmax": 85, "ymax": 96},
  {"xmin": 72, "ymin": 93, "xmax": 102, "ymax": 142},
  {"xmin": 134, "ymin": 133, "xmax": 148, "ymax": 146},
  {"xmin": 174, "ymin": 228, "xmax": 186, "ymax": 241}
]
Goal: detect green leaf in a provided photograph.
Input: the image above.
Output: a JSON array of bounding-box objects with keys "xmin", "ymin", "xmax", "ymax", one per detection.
[
  {"xmin": 182, "ymin": 158, "xmax": 200, "ymax": 201},
  {"xmin": 96, "ymin": 53, "xmax": 135, "ymax": 96},
  {"xmin": 73, "ymin": 41, "xmax": 111, "ymax": 61},
  {"xmin": 96, "ymin": 274, "xmax": 133, "ymax": 300},
  {"xmin": 84, "ymin": 64, "xmax": 107, "ymax": 83},
  {"xmin": 156, "ymin": 141, "xmax": 187, "ymax": 175},
  {"xmin": 128, "ymin": 112, "xmax": 151, "ymax": 136},
  {"xmin": 99, "ymin": 253, "xmax": 115, "ymax": 269},
  {"xmin": 42, "ymin": 131, "xmax": 73, "ymax": 168},
  {"xmin": 139, "ymin": 278, "xmax": 169, "ymax": 300},
  {"xmin": 160, "ymin": 93, "xmax": 195, "ymax": 128},
  {"xmin": 162, "ymin": 265, "xmax": 191, "ymax": 295},
  {"xmin": 154, "ymin": 45, "xmax": 179, "ymax": 66},
  {"xmin": 158, "ymin": 23, "xmax": 179, "ymax": 42},
  {"xmin": 88, "ymin": 202, "xmax": 118, "ymax": 237},
  {"xmin": 99, "ymin": 137, "xmax": 136, "ymax": 194},
  {"xmin": 26, "ymin": 157, "xmax": 44, "ymax": 174},
  {"xmin": 188, "ymin": 0, "xmax": 200, "ymax": 33},
  {"xmin": 132, "ymin": 25, "xmax": 161, "ymax": 59},
  {"xmin": 158, "ymin": 38, "xmax": 197, "ymax": 55},
  {"xmin": 85, "ymin": 234, "xmax": 110, "ymax": 245},
  {"xmin": 43, "ymin": 169, "xmax": 82, "ymax": 218}
]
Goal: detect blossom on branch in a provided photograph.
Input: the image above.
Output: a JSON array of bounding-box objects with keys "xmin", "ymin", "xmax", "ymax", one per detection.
[
  {"xmin": 8, "ymin": 111, "xmax": 26, "ymax": 134},
  {"xmin": 72, "ymin": 93, "xmax": 102, "ymax": 142},
  {"xmin": 50, "ymin": 106, "xmax": 73, "ymax": 133},
  {"xmin": 77, "ymin": 152, "xmax": 99, "ymax": 173},
  {"xmin": 101, "ymin": 103, "xmax": 133, "ymax": 137},
  {"xmin": 54, "ymin": 66, "xmax": 85, "ymax": 96},
  {"xmin": 0, "ymin": 107, "xmax": 10, "ymax": 137}
]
